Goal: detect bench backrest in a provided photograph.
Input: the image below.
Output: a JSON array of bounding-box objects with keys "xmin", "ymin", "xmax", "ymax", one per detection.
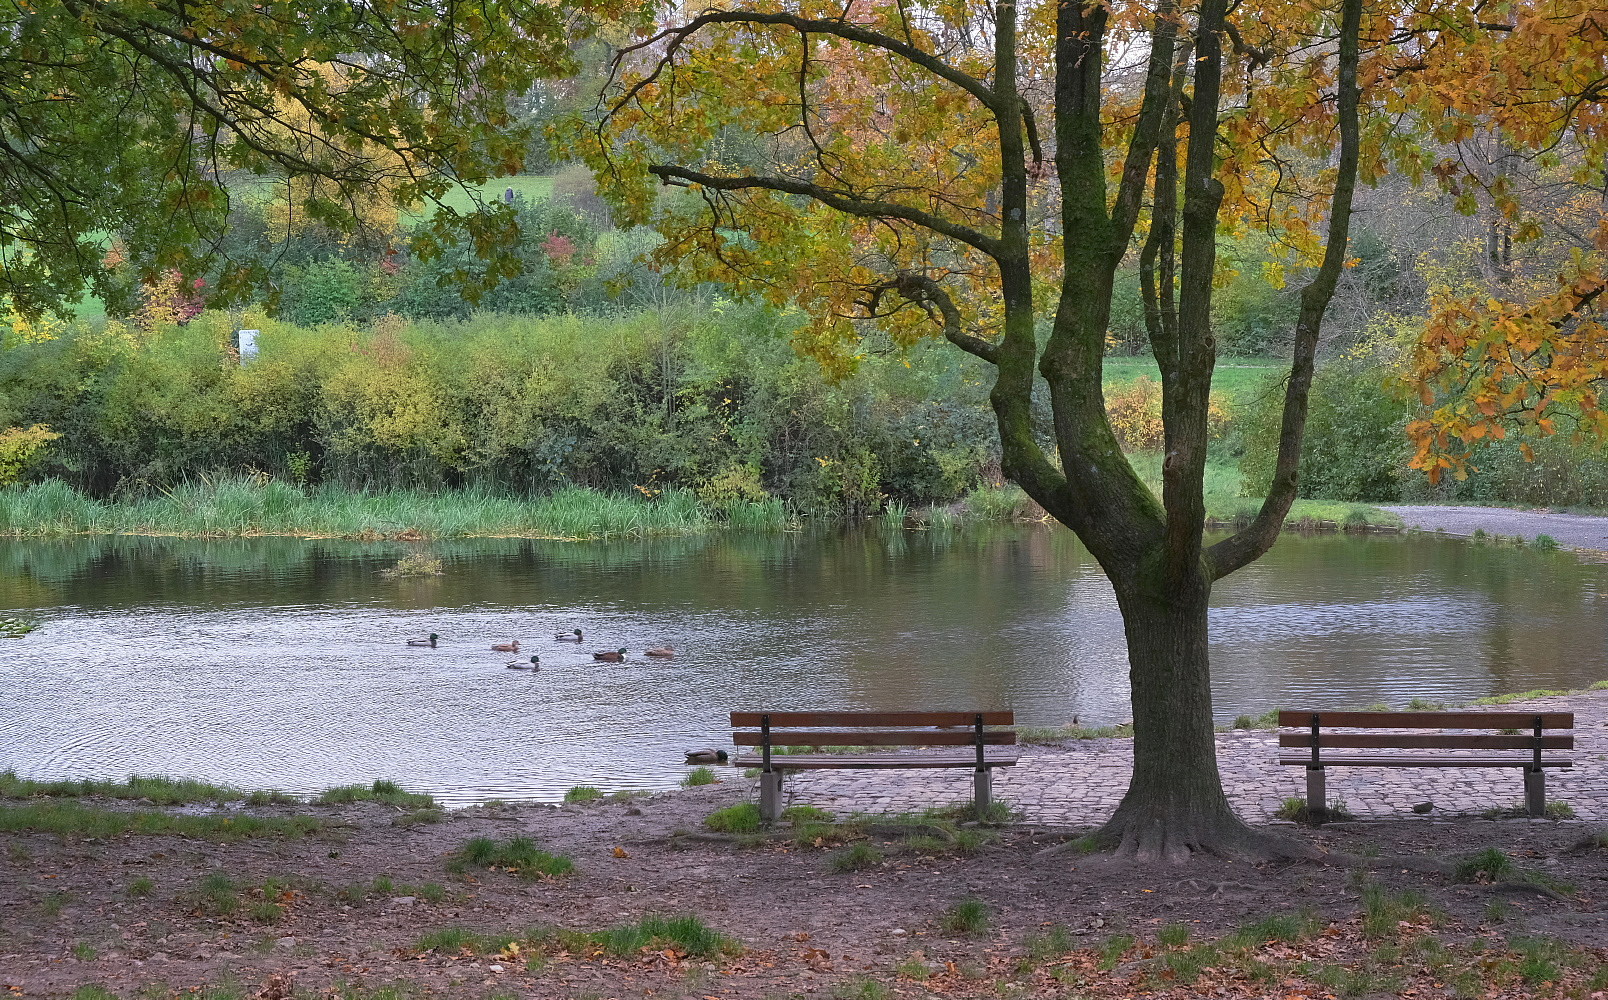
[
  {"xmin": 730, "ymin": 711, "xmax": 1016, "ymax": 770},
  {"xmin": 1277, "ymin": 711, "xmax": 1574, "ymax": 765}
]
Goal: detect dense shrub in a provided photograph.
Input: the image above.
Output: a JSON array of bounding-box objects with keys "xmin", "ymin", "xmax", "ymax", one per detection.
[
  {"xmin": 0, "ymin": 302, "xmax": 1004, "ymax": 510},
  {"xmin": 1239, "ymin": 360, "xmax": 1411, "ymax": 501}
]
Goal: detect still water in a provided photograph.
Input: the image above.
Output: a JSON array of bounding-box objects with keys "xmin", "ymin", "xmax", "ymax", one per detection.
[{"xmin": 2, "ymin": 527, "xmax": 1605, "ymax": 804}]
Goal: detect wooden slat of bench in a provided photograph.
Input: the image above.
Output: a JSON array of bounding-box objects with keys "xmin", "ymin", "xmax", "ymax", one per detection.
[
  {"xmin": 1278, "ymin": 755, "xmax": 1573, "ymax": 768},
  {"xmin": 733, "ymin": 730, "xmax": 1017, "ymax": 747},
  {"xmin": 1276, "ymin": 710, "xmax": 1573, "ymax": 729},
  {"xmin": 731, "ymin": 711, "xmax": 1014, "ymax": 728},
  {"xmin": 733, "ymin": 751, "xmax": 1022, "ymax": 770},
  {"xmin": 1278, "ymin": 733, "xmax": 1574, "ymax": 751}
]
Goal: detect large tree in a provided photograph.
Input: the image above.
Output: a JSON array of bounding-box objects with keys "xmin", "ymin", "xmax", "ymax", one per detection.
[
  {"xmin": 0, "ymin": 0, "xmax": 584, "ymax": 319},
  {"xmin": 573, "ymin": 0, "xmax": 1608, "ymax": 858}
]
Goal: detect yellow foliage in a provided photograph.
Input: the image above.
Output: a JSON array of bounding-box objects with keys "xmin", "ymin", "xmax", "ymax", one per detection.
[
  {"xmin": 262, "ymin": 64, "xmax": 410, "ymax": 247},
  {"xmin": 1105, "ymin": 377, "xmax": 1231, "ymax": 451},
  {"xmin": 3, "ymin": 309, "xmax": 65, "ymax": 346},
  {"xmin": 0, "ymin": 424, "xmax": 61, "ymax": 486}
]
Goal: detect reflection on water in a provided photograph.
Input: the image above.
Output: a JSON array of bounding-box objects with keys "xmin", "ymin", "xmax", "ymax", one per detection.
[{"xmin": 1, "ymin": 528, "xmax": 1604, "ymax": 804}]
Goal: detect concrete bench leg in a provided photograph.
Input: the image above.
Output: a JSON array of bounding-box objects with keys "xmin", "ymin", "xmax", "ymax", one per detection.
[
  {"xmin": 759, "ymin": 771, "xmax": 783, "ymax": 823},
  {"xmin": 1306, "ymin": 766, "xmax": 1326, "ymax": 818},
  {"xmin": 973, "ymin": 768, "xmax": 992, "ymax": 815},
  {"xmin": 1525, "ymin": 767, "xmax": 1545, "ymax": 818}
]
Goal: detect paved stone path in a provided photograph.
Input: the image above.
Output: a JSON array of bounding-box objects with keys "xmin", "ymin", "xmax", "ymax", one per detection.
[
  {"xmin": 777, "ymin": 690, "xmax": 1608, "ymax": 825},
  {"xmin": 1383, "ymin": 504, "xmax": 1608, "ymax": 551}
]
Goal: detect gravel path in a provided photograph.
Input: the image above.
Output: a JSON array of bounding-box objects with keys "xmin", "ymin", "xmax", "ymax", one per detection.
[{"xmin": 1382, "ymin": 504, "xmax": 1608, "ymax": 550}]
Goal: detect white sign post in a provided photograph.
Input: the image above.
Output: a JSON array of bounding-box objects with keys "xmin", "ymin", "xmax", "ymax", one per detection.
[{"xmin": 237, "ymin": 329, "xmax": 259, "ymax": 365}]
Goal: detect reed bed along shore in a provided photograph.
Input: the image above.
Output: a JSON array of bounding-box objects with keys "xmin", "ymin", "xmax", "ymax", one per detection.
[
  {"xmin": 0, "ymin": 478, "xmax": 784, "ymax": 540},
  {"xmin": 0, "ymin": 477, "xmax": 1397, "ymax": 541}
]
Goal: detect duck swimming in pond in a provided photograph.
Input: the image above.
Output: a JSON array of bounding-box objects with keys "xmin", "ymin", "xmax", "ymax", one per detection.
[
  {"xmin": 644, "ymin": 646, "xmax": 674, "ymax": 658},
  {"xmin": 406, "ymin": 633, "xmax": 439, "ymax": 647},
  {"xmin": 491, "ymin": 640, "xmax": 520, "ymax": 652},
  {"xmin": 507, "ymin": 655, "xmax": 540, "ymax": 670},
  {"xmin": 593, "ymin": 648, "xmax": 628, "ymax": 662},
  {"xmin": 556, "ymin": 629, "xmax": 583, "ymax": 642},
  {"xmin": 684, "ymin": 749, "xmax": 728, "ymax": 764}
]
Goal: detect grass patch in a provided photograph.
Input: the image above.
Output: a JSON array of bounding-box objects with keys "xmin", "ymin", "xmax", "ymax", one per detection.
[
  {"xmin": 127, "ymin": 876, "xmax": 154, "ymax": 897},
  {"xmin": 1360, "ymin": 885, "xmax": 1435, "ymax": 938},
  {"xmin": 703, "ymin": 802, "xmax": 761, "ymax": 833},
  {"xmin": 1158, "ymin": 922, "xmax": 1190, "ymax": 947},
  {"xmin": 316, "ymin": 779, "xmax": 433, "ymax": 809},
  {"xmin": 0, "ymin": 478, "xmax": 787, "ymax": 540},
  {"xmin": 453, "ymin": 836, "xmax": 573, "ymax": 879},
  {"xmin": 1025, "ymin": 924, "xmax": 1073, "ymax": 961},
  {"xmin": 199, "ymin": 872, "xmax": 239, "ymax": 915},
  {"xmin": 0, "ymin": 801, "xmax": 325, "ymax": 842},
  {"xmin": 1455, "ymin": 847, "xmax": 1515, "ymax": 883},
  {"xmin": 1471, "ymin": 688, "xmax": 1569, "ymax": 705},
  {"xmin": 1226, "ymin": 708, "xmax": 1280, "ymax": 730},
  {"xmin": 939, "ymin": 898, "xmax": 989, "ymax": 936},
  {"xmin": 1018, "ymin": 723, "xmax": 1134, "ymax": 743},
  {"xmin": 826, "ymin": 842, "xmax": 882, "ymax": 873},
  {"xmin": 831, "ymin": 977, "xmax": 888, "ymax": 1000},
  {"xmin": 0, "ymin": 770, "xmax": 257, "ymax": 805},
  {"xmin": 1097, "ymin": 933, "xmax": 1135, "ymax": 970},
  {"xmin": 680, "ymin": 768, "xmax": 717, "ymax": 787},
  {"xmin": 782, "ymin": 805, "xmax": 833, "ymax": 823},
  {"xmin": 563, "ymin": 786, "xmax": 603, "ymax": 803},
  {"xmin": 1274, "ymin": 797, "xmax": 1353, "ymax": 824},
  {"xmin": 1227, "ymin": 911, "xmax": 1321, "ymax": 946},
  {"xmin": 593, "ymin": 914, "xmax": 737, "ymax": 958}
]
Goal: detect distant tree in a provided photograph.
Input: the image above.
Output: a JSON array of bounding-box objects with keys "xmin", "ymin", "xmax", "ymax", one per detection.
[{"xmin": 0, "ymin": 0, "xmax": 579, "ymax": 319}]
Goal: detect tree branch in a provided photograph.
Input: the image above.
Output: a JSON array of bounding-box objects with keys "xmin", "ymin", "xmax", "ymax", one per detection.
[
  {"xmin": 613, "ymin": 9, "xmax": 1000, "ymax": 116},
  {"xmin": 1208, "ymin": 0, "xmax": 1363, "ymax": 579},
  {"xmin": 868, "ymin": 271, "xmax": 1001, "ymax": 364},
  {"xmin": 647, "ymin": 165, "xmax": 1004, "ymax": 257}
]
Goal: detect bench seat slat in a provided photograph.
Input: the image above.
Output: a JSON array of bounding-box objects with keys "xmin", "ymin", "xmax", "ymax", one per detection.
[
  {"xmin": 1277, "ymin": 733, "xmax": 1574, "ymax": 750},
  {"xmin": 733, "ymin": 730, "xmax": 1017, "ymax": 747},
  {"xmin": 733, "ymin": 751, "xmax": 1021, "ymax": 770},
  {"xmin": 1279, "ymin": 755, "xmax": 1573, "ymax": 768},
  {"xmin": 1276, "ymin": 710, "xmax": 1573, "ymax": 730},
  {"xmin": 731, "ymin": 711, "xmax": 1013, "ymax": 728}
]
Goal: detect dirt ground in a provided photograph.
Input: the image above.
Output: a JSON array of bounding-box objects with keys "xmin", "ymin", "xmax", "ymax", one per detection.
[{"xmin": 3, "ymin": 779, "xmax": 1606, "ymax": 999}]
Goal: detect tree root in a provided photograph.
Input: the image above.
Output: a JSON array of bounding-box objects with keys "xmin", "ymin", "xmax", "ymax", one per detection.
[{"xmin": 1096, "ymin": 808, "xmax": 1323, "ymax": 863}]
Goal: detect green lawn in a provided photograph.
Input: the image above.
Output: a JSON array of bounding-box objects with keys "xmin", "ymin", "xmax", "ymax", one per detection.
[
  {"xmin": 400, "ymin": 175, "xmax": 555, "ymax": 220},
  {"xmin": 1102, "ymin": 355, "xmax": 1283, "ymax": 408}
]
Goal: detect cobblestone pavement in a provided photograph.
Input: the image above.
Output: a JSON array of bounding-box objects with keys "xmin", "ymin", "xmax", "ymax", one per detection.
[{"xmin": 777, "ymin": 690, "xmax": 1608, "ymax": 825}]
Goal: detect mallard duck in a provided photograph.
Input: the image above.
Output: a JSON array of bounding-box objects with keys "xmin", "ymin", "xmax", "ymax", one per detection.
[
  {"xmin": 593, "ymin": 647, "xmax": 628, "ymax": 662},
  {"xmin": 506, "ymin": 655, "xmax": 540, "ymax": 670},
  {"xmin": 644, "ymin": 646, "xmax": 675, "ymax": 658},
  {"xmin": 491, "ymin": 640, "xmax": 520, "ymax": 652},
  {"xmin": 555, "ymin": 629, "xmax": 583, "ymax": 641},
  {"xmin": 406, "ymin": 633, "xmax": 439, "ymax": 647},
  {"xmin": 684, "ymin": 749, "xmax": 728, "ymax": 764}
]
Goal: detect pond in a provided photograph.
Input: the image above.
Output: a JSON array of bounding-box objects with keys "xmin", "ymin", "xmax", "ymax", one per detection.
[{"xmin": 1, "ymin": 527, "xmax": 1605, "ymax": 805}]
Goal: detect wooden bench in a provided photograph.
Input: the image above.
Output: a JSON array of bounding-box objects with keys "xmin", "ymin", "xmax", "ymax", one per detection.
[
  {"xmin": 730, "ymin": 711, "xmax": 1018, "ymax": 822},
  {"xmin": 1277, "ymin": 710, "xmax": 1574, "ymax": 819}
]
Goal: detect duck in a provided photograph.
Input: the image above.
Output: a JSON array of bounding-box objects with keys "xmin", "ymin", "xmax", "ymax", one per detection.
[
  {"xmin": 491, "ymin": 640, "xmax": 520, "ymax": 652},
  {"xmin": 555, "ymin": 629, "xmax": 583, "ymax": 642},
  {"xmin": 406, "ymin": 633, "xmax": 439, "ymax": 647},
  {"xmin": 506, "ymin": 655, "xmax": 540, "ymax": 670},
  {"xmin": 644, "ymin": 646, "xmax": 675, "ymax": 658},
  {"xmin": 593, "ymin": 648, "xmax": 628, "ymax": 662},
  {"xmin": 684, "ymin": 749, "xmax": 728, "ymax": 764}
]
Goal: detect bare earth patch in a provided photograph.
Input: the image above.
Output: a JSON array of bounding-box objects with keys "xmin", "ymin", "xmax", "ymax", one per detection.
[{"xmin": 2, "ymin": 778, "xmax": 1605, "ymax": 999}]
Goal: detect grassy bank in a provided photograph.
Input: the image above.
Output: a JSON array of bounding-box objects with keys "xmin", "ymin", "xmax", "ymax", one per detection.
[
  {"xmin": 0, "ymin": 476, "xmax": 1396, "ymax": 539},
  {"xmin": 0, "ymin": 478, "xmax": 789, "ymax": 539}
]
